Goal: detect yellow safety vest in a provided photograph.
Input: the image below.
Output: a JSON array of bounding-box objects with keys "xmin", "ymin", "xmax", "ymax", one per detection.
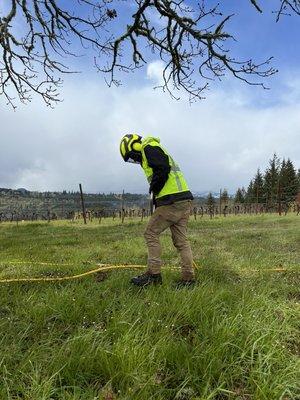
[{"xmin": 141, "ymin": 136, "xmax": 190, "ymax": 199}]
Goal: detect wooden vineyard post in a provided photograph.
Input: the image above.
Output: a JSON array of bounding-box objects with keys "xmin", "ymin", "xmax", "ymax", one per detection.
[
  {"xmin": 200, "ymin": 206, "xmax": 204, "ymax": 218},
  {"xmin": 79, "ymin": 183, "xmax": 87, "ymax": 224},
  {"xmin": 193, "ymin": 206, "xmax": 197, "ymax": 220},
  {"xmin": 47, "ymin": 199, "xmax": 51, "ymax": 223},
  {"xmin": 121, "ymin": 189, "xmax": 125, "ymax": 223},
  {"xmin": 61, "ymin": 199, "xmax": 65, "ymax": 220},
  {"xmin": 256, "ymin": 186, "xmax": 259, "ymax": 214}
]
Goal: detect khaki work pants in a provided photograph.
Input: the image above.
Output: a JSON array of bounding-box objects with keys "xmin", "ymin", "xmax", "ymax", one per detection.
[{"xmin": 144, "ymin": 200, "xmax": 195, "ymax": 280}]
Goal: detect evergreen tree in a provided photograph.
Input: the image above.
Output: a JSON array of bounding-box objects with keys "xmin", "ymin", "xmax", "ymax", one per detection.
[
  {"xmin": 206, "ymin": 192, "xmax": 215, "ymax": 217},
  {"xmin": 221, "ymin": 189, "xmax": 229, "ymax": 205},
  {"xmin": 245, "ymin": 180, "xmax": 254, "ymax": 203},
  {"xmin": 241, "ymin": 187, "xmax": 246, "ymax": 201},
  {"xmin": 279, "ymin": 158, "xmax": 298, "ymax": 202},
  {"xmin": 243, "ymin": 154, "xmax": 299, "ymax": 208},
  {"xmin": 234, "ymin": 188, "xmax": 245, "ymax": 203},
  {"xmin": 253, "ymin": 168, "xmax": 264, "ymax": 203},
  {"xmin": 263, "ymin": 153, "xmax": 280, "ymax": 206},
  {"xmin": 206, "ymin": 192, "xmax": 216, "ymax": 207}
]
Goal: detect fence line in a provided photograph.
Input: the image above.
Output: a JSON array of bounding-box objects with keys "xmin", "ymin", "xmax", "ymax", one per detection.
[
  {"xmin": 0, "ymin": 185, "xmax": 299, "ymax": 223},
  {"xmin": 0, "ymin": 200, "xmax": 299, "ymax": 223}
]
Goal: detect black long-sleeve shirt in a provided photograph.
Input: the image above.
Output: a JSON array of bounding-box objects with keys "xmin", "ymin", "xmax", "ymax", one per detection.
[
  {"xmin": 143, "ymin": 145, "xmax": 193, "ymax": 207},
  {"xmin": 144, "ymin": 145, "xmax": 170, "ymax": 195}
]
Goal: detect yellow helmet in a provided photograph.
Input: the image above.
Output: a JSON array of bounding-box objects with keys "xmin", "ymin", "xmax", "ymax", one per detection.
[{"xmin": 120, "ymin": 134, "xmax": 142, "ymax": 163}]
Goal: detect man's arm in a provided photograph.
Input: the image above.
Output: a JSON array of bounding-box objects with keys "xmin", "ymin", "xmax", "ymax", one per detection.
[{"xmin": 144, "ymin": 145, "xmax": 170, "ymax": 195}]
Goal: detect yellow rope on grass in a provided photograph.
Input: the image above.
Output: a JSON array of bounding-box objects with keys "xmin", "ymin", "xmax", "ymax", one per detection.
[
  {"xmin": 0, "ymin": 260, "xmax": 295, "ymax": 284},
  {"xmin": 0, "ymin": 264, "xmax": 146, "ymax": 283}
]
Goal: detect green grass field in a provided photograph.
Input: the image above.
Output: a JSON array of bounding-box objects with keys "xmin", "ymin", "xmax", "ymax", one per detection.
[{"xmin": 0, "ymin": 215, "xmax": 299, "ymax": 400}]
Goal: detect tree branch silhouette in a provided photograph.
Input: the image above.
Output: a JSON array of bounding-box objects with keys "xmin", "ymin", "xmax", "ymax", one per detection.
[{"xmin": 0, "ymin": 0, "xmax": 299, "ymax": 107}]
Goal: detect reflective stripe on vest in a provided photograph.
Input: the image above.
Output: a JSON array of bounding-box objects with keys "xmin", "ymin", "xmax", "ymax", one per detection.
[{"xmin": 169, "ymin": 156, "xmax": 183, "ymax": 192}]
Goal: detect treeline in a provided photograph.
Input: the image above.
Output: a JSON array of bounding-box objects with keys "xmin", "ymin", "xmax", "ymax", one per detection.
[
  {"xmin": 234, "ymin": 154, "xmax": 300, "ymax": 205},
  {"xmin": 203, "ymin": 154, "xmax": 300, "ymax": 208},
  {"xmin": 0, "ymin": 188, "xmax": 147, "ymax": 203}
]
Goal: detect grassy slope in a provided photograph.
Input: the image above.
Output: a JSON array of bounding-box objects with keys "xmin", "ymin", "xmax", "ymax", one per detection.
[{"xmin": 0, "ymin": 215, "xmax": 299, "ymax": 400}]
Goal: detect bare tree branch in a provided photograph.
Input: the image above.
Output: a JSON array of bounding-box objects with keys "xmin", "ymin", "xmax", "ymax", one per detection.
[
  {"xmin": 0, "ymin": 0, "xmax": 113, "ymax": 108},
  {"xmin": 275, "ymin": 0, "xmax": 300, "ymax": 21},
  {"xmin": 248, "ymin": 0, "xmax": 300, "ymax": 20},
  {"xmin": 250, "ymin": 0, "xmax": 263, "ymax": 13},
  {"xmin": 100, "ymin": 1, "xmax": 277, "ymax": 102},
  {"xmin": 0, "ymin": 0, "xmax": 299, "ymax": 108}
]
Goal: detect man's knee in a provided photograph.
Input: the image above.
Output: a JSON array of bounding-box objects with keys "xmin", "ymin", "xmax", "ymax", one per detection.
[
  {"xmin": 144, "ymin": 225, "xmax": 157, "ymax": 243},
  {"xmin": 172, "ymin": 234, "xmax": 189, "ymax": 251}
]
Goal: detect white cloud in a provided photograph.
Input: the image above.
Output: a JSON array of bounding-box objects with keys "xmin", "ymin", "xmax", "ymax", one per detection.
[
  {"xmin": 146, "ymin": 60, "xmax": 165, "ymax": 86},
  {"xmin": 0, "ymin": 74, "xmax": 300, "ymax": 194}
]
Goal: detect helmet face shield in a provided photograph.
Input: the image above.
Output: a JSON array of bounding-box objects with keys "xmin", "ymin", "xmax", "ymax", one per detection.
[{"xmin": 126, "ymin": 150, "xmax": 142, "ymax": 164}]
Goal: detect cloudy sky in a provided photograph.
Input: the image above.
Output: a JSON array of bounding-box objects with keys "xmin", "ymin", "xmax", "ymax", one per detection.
[{"xmin": 1, "ymin": 1, "xmax": 300, "ymax": 194}]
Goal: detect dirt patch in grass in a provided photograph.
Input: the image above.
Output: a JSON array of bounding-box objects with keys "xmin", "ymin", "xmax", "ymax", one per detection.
[
  {"xmin": 231, "ymin": 384, "xmax": 252, "ymax": 400},
  {"xmin": 95, "ymin": 271, "xmax": 109, "ymax": 282},
  {"xmin": 172, "ymin": 323, "xmax": 197, "ymax": 345},
  {"xmin": 286, "ymin": 337, "xmax": 300, "ymax": 356},
  {"xmin": 287, "ymin": 291, "xmax": 300, "ymax": 302}
]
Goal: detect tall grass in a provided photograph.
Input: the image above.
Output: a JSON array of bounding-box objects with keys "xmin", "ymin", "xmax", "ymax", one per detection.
[{"xmin": 0, "ymin": 215, "xmax": 299, "ymax": 399}]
